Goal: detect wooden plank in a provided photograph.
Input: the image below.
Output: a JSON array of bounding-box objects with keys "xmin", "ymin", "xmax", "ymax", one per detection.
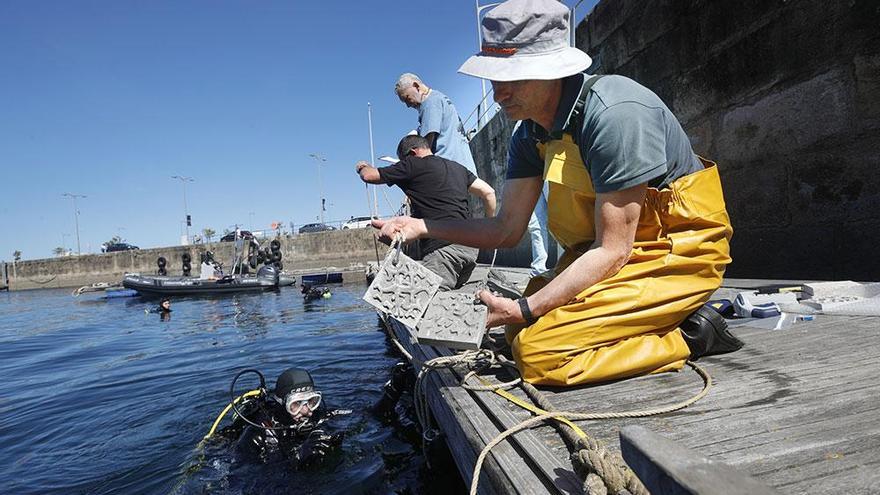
[{"xmin": 619, "ymin": 425, "xmax": 779, "ymax": 495}]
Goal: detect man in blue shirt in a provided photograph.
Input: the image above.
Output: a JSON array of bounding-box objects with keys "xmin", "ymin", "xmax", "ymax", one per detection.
[{"xmin": 395, "ymin": 73, "xmax": 479, "ymax": 177}]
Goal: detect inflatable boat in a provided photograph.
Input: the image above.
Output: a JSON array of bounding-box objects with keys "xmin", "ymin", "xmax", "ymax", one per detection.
[{"xmin": 123, "ymin": 265, "xmax": 294, "ymax": 296}]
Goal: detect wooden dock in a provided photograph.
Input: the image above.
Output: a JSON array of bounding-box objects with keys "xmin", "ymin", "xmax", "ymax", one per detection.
[{"xmin": 384, "ymin": 269, "xmax": 880, "ymax": 494}]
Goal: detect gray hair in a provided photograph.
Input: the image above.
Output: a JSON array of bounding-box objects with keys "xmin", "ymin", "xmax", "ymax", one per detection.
[{"xmin": 395, "ymin": 73, "xmax": 423, "ymax": 93}]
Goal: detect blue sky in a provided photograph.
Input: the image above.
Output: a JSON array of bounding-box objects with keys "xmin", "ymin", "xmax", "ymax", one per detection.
[{"xmin": 0, "ymin": 0, "xmax": 597, "ymax": 260}]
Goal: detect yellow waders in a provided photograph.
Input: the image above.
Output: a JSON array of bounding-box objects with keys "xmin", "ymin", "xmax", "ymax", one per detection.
[{"xmin": 508, "ymin": 134, "xmax": 733, "ymax": 386}]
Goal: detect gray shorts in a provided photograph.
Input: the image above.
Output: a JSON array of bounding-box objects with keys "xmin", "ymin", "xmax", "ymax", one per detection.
[{"xmin": 419, "ymin": 244, "xmax": 479, "ymax": 290}]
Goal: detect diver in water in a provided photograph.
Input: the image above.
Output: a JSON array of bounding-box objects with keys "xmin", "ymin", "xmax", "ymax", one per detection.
[
  {"xmin": 145, "ymin": 299, "xmax": 172, "ymax": 319},
  {"xmin": 216, "ymin": 367, "xmax": 346, "ymax": 467},
  {"xmin": 301, "ymin": 284, "xmax": 331, "ymax": 302}
]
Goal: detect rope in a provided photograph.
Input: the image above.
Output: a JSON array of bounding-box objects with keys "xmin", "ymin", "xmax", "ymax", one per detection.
[
  {"xmin": 467, "ymin": 357, "xmax": 711, "ymax": 495},
  {"xmin": 24, "ymin": 275, "xmax": 57, "ymax": 285},
  {"xmin": 375, "ymin": 269, "xmax": 712, "ymax": 494},
  {"xmin": 384, "ymin": 325, "xmax": 710, "ymax": 495}
]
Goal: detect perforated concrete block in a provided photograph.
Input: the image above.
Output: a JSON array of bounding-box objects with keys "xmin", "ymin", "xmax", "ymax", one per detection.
[
  {"xmin": 363, "ymin": 249, "xmax": 442, "ymax": 329},
  {"xmin": 417, "ymin": 292, "xmax": 488, "ymax": 350}
]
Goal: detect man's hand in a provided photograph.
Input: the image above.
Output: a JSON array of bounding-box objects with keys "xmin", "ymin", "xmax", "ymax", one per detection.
[
  {"xmin": 372, "ymin": 216, "xmax": 427, "ymax": 245},
  {"xmin": 355, "ymin": 160, "xmax": 370, "ymax": 174},
  {"xmin": 478, "ymin": 290, "xmax": 526, "ymax": 327}
]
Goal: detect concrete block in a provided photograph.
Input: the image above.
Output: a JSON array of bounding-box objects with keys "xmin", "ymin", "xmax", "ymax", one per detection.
[
  {"xmin": 803, "ymin": 281, "xmax": 880, "ymax": 299},
  {"xmin": 362, "ymin": 249, "xmax": 441, "ymax": 330},
  {"xmin": 417, "ymin": 292, "xmax": 488, "ymax": 351}
]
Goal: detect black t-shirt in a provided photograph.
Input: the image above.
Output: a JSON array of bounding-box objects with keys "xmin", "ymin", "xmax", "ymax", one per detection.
[{"xmin": 378, "ymin": 155, "xmax": 477, "ymax": 256}]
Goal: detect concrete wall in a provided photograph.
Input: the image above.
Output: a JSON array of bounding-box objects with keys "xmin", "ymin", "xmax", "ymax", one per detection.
[
  {"xmin": 576, "ymin": 0, "xmax": 880, "ymax": 280},
  {"xmin": 7, "ymin": 228, "xmax": 382, "ymax": 290}
]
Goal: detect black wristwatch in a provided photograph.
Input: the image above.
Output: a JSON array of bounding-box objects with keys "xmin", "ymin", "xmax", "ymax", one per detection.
[{"xmin": 517, "ymin": 298, "xmax": 538, "ymax": 325}]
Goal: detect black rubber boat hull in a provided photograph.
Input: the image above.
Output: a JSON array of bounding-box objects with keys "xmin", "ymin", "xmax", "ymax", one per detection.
[{"xmin": 123, "ymin": 265, "xmax": 294, "ymax": 296}]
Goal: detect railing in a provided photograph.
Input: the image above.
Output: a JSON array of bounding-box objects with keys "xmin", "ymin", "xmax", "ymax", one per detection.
[{"xmin": 462, "ymin": 87, "xmax": 501, "ymax": 140}]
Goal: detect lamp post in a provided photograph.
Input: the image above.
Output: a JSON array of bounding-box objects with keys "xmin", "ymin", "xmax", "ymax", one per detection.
[
  {"xmin": 171, "ymin": 175, "xmax": 194, "ymax": 244},
  {"xmin": 475, "ymin": 1, "xmax": 502, "ymax": 129},
  {"xmin": 62, "ymin": 193, "xmax": 86, "ymax": 255},
  {"xmin": 309, "ymin": 154, "xmax": 327, "ymax": 224},
  {"xmin": 571, "ymin": 0, "xmax": 587, "ymax": 47},
  {"xmin": 367, "ymin": 103, "xmax": 379, "ymax": 217}
]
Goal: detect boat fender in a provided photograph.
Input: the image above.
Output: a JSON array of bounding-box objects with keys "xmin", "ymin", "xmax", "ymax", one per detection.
[
  {"xmin": 157, "ymin": 256, "xmax": 167, "ymax": 268},
  {"xmin": 182, "ymin": 252, "xmax": 192, "ymax": 263},
  {"xmin": 182, "ymin": 262, "xmax": 192, "ymax": 276},
  {"xmin": 275, "ymin": 261, "xmax": 283, "ymax": 270},
  {"xmin": 270, "ymin": 239, "xmax": 281, "ymax": 252}
]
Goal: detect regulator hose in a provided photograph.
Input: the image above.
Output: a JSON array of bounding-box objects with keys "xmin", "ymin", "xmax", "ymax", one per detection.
[{"xmin": 228, "ymin": 368, "xmax": 305, "ymax": 432}]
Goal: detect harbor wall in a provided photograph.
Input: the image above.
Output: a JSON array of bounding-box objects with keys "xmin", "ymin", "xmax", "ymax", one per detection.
[
  {"xmin": 469, "ymin": 0, "xmax": 879, "ymax": 280},
  {"xmin": 5, "ymin": 228, "xmax": 382, "ymax": 291}
]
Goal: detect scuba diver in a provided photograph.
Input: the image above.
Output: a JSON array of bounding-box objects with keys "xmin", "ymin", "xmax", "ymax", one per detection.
[
  {"xmin": 212, "ymin": 367, "xmax": 347, "ymax": 467},
  {"xmin": 145, "ymin": 299, "xmax": 172, "ymax": 320},
  {"xmin": 301, "ymin": 284, "xmax": 331, "ymax": 302}
]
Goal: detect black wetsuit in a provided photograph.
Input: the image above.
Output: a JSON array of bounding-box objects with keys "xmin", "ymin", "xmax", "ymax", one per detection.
[{"xmin": 217, "ymin": 397, "xmax": 344, "ymax": 467}]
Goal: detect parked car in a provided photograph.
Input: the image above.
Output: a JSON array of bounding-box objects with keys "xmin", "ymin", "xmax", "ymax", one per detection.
[
  {"xmin": 342, "ymin": 216, "xmax": 376, "ymax": 229},
  {"xmin": 103, "ymin": 242, "xmax": 139, "ymax": 252},
  {"xmin": 298, "ymin": 223, "xmax": 336, "ymax": 234},
  {"xmin": 220, "ymin": 230, "xmax": 254, "ymax": 242}
]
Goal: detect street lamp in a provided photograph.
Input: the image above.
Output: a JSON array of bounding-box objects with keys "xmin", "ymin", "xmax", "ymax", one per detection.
[
  {"xmin": 171, "ymin": 175, "xmax": 194, "ymax": 244},
  {"xmin": 475, "ymin": 1, "xmax": 502, "ymax": 128},
  {"xmin": 309, "ymin": 154, "xmax": 327, "ymax": 224},
  {"xmin": 62, "ymin": 192, "xmax": 86, "ymax": 255},
  {"xmin": 571, "ymin": 0, "xmax": 587, "ymax": 47}
]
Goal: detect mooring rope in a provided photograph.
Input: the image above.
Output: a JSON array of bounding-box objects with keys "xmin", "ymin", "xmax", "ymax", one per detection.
[{"xmin": 379, "ymin": 315, "xmax": 711, "ymax": 495}]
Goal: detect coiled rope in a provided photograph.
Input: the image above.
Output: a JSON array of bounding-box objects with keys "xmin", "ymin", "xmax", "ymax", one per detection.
[{"xmin": 380, "ymin": 316, "xmax": 711, "ymax": 495}]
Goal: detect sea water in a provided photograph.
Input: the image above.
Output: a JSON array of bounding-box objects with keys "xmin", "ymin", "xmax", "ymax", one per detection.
[{"xmin": 0, "ymin": 285, "xmax": 462, "ymax": 494}]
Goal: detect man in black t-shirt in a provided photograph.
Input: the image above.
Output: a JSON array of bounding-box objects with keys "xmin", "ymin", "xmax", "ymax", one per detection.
[{"xmin": 356, "ymin": 134, "xmax": 496, "ymax": 289}]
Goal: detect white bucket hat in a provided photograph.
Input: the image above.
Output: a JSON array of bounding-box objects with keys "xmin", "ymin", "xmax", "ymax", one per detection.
[{"xmin": 459, "ymin": 0, "xmax": 592, "ymax": 82}]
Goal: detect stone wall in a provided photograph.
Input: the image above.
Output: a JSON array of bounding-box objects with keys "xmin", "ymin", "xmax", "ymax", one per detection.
[
  {"xmin": 576, "ymin": 0, "xmax": 880, "ymax": 280},
  {"xmin": 6, "ymin": 228, "xmax": 381, "ymax": 290}
]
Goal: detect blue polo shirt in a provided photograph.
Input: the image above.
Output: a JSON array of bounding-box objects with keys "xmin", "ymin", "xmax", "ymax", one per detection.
[
  {"xmin": 506, "ymin": 74, "xmax": 701, "ymax": 193},
  {"xmin": 419, "ymin": 90, "xmax": 479, "ymax": 176}
]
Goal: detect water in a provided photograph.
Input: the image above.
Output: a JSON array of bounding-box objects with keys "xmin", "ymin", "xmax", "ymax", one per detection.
[{"xmin": 0, "ymin": 285, "xmax": 463, "ymax": 494}]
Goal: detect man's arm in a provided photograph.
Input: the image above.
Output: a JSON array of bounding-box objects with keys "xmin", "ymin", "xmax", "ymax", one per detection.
[
  {"xmin": 373, "ymin": 176, "xmax": 541, "ymax": 248},
  {"xmin": 355, "ymin": 161, "xmax": 383, "ymax": 184},
  {"xmin": 480, "ymin": 183, "xmax": 647, "ymax": 326},
  {"xmin": 468, "ymin": 178, "xmax": 497, "ymax": 217}
]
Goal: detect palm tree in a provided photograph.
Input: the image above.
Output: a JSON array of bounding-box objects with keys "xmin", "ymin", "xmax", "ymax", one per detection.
[
  {"xmin": 53, "ymin": 247, "xmax": 65, "ymax": 257},
  {"xmin": 202, "ymin": 228, "xmax": 216, "ymax": 242}
]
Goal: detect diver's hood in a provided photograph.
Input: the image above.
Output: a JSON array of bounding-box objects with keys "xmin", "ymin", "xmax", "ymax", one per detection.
[{"xmin": 273, "ymin": 367, "xmax": 315, "ymax": 400}]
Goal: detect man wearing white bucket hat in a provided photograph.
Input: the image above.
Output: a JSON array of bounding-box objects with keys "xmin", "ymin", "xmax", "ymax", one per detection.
[{"xmin": 376, "ymin": 0, "xmax": 740, "ymax": 386}]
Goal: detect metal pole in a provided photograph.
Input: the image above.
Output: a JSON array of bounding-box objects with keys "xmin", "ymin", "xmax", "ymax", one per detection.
[
  {"xmin": 309, "ymin": 154, "xmax": 326, "ymax": 224},
  {"xmin": 571, "ymin": 0, "xmax": 586, "ymax": 47},
  {"xmin": 367, "ymin": 103, "xmax": 378, "ymax": 217},
  {"xmin": 475, "ymin": 2, "xmax": 502, "ymax": 129},
  {"xmin": 475, "ymin": 0, "xmax": 485, "ymax": 128},
  {"xmin": 171, "ymin": 176, "xmax": 194, "ymax": 244},
  {"xmin": 62, "ymin": 193, "xmax": 86, "ymax": 255}
]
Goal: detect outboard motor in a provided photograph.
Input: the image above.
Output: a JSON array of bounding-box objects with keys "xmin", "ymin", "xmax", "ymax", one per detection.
[{"xmin": 257, "ymin": 264, "xmax": 280, "ymax": 285}]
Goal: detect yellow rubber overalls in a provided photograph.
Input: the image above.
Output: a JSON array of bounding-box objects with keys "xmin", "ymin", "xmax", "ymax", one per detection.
[{"xmin": 508, "ymin": 134, "xmax": 733, "ymax": 386}]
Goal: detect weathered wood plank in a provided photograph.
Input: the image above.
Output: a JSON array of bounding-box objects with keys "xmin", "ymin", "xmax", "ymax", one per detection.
[{"xmin": 619, "ymin": 425, "xmax": 779, "ymax": 495}]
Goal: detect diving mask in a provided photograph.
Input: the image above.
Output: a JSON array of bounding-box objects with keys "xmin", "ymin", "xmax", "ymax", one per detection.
[{"xmin": 285, "ymin": 391, "xmax": 322, "ymax": 415}]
